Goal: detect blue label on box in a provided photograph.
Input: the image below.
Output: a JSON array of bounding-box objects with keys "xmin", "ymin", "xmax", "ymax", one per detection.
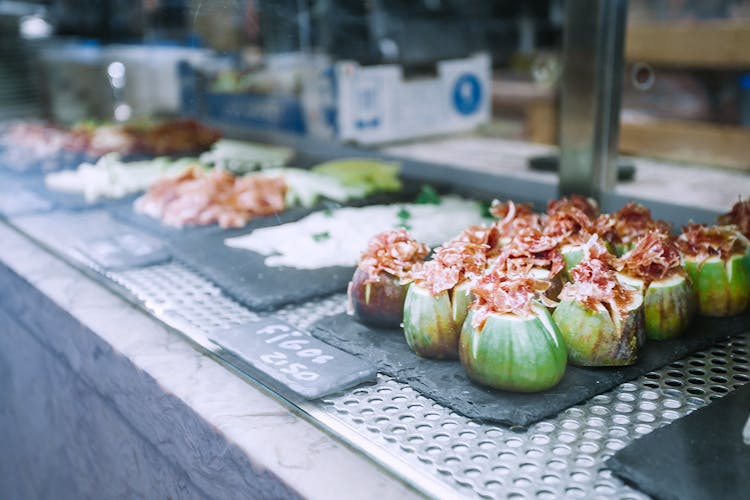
[{"xmin": 453, "ymin": 73, "xmax": 482, "ymax": 115}]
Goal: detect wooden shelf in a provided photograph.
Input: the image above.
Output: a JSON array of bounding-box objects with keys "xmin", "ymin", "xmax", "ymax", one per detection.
[
  {"xmin": 626, "ymin": 20, "xmax": 750, "ymax": 68},
  {"xmin": 620, "ymin": 118, "xmax": 750, "ymax": 171}
]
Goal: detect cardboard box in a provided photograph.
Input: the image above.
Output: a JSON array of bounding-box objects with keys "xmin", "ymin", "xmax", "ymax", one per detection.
[{"xmin": 305, "ymin": 53, "xmax": 491, "ymax": 144}]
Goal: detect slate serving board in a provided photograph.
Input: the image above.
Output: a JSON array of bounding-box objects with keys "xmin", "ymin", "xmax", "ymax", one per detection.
[
  {"xmin": 0, "ymin": 171, "xmax": 137, "ymax": 214},
  {"xmin": 141, "ymin": 180, "xmax": 432, "ymax": 310},
  {"xmin": 171, "ymin": 230, "xmax": 354, "ymax": 311},
  {"xmin": 108, "ymin": 200, "xmax": 317, "ymax": 241},
  {"xmin": 108, "ymin": 179, "xmax": 426, "ymax": 241},
  {"xmin": 310, "ymin": 312, "xmax": 750, "ymax": 427},
  {"xmin": 606, "ymin": 382, "xmax": 750, "ymax": 500}
]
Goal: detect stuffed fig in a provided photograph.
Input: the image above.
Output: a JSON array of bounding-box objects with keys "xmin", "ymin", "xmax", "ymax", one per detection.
[
  {"xmin": 347, "ymin": 229, "xmax": 428, "ymax": 327},
  {"xmin": 677, "ymin": 224, "xmax": 750, "ymax": 317},
  {"xmin": 619, "ymin": 231, "xmax": 694, "ymax": 340}
]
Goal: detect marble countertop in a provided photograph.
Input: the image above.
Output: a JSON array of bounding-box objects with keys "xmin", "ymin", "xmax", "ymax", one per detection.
[{"xmin": 0, "ymin": 221, "xmax": 421, "ymax": 499}]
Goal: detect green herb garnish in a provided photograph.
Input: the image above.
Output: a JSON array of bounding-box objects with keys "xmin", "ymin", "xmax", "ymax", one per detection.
[
  {"xmin": 323, "ymin": 208, "xmax": 333, "ymax": 217},
  {"xmin": 397, "ymin": 207, "xmax": 411, "ymax": 220},
  {"xmin": 479, "ymin": 200, "xmax": 493, "ymax": 218},
  {"xmin": 415, "ymin": 185, "xmax": 441, "ymax": 205},
  {"xmin": 311, "ymin": 231, "xmax": 331, "ymax": 242}
]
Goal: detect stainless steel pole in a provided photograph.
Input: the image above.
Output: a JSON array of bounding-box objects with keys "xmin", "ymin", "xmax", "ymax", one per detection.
[{"xmin": 558, "ymin": 0, "xmax": 628, "ymax": 199}]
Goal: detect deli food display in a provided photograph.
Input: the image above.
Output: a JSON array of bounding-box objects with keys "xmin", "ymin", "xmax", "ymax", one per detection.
[
  {"xmin": 1, "ymin": 119, "xmax": 748, "ymax": 427},
  {"xmin": 0, "ymin": 119, "xmax": 221, "ymax": 173},
  {"xmin": 345, "ymin": 195, "xmax": 750, "ymax": 396}
]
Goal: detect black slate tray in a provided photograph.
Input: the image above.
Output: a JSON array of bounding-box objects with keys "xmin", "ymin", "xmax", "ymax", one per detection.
[
  {"xmin": 107, "ymin": 177, "xmax": 427, "ymax": 241},
  {"xmin": 0, "ymin": 171, "xmax": 137, "ymax": 216},
  {"xmin": 0, "ymin": 147, "xmax": 94, "ymax": 175},
  {"xmin": 144, "ymin": 181, "xmax": 433, "ymax": 310},
  {"xmin": 606, "ymin": 382, "xmax": 750, "ymax": 500},
  {"xmin": 107, "ymin": 200, "xmax": 254, "ymax": 241},
  {"xmin": 170, "ymin": 223, "xmax": 355, "ymax": 311},
  {"xmin": 310, "ymin": 312, "xmax": 750, "ymax": 426}
]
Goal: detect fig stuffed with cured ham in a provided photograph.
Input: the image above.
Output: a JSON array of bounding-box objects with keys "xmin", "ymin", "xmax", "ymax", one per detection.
[
  {"xmin": 594, "ymin": 201, "xmax": 671, "ymax": 256},
  {"xmin": 459, "ymin": 272, "xmax": 567, "ymax": 392},
  {"xmin": 348, "ymin": 229, "xmax": 429, "ymax": 327},
  {"xmin": 676, "ymin": 224, "xmax": 750, "ymax": 316},
  {"xmin": 718, "ymin": 198, "xmax": 750, "ymax": 239},
  {"xmin": 492, "ymin": 227, "xmax": 565, "ymax": 302},
  {"xmin": 543, "ymin": 195, "xmax": 600, "ymax": 272},
  {"xmin": 553, "ymin": 238, "xmax": 645, "ymax": 366},
  {"xmin": 618, "ymin": 231, "xmax": 694, "ymax": 340},
  {"xmin": 402, "ymin": 227, "xmax": 490, "ymax": 358},
  {"xmin": 487, "ymin": 200, "xmax": 543, "ymax": 251}
]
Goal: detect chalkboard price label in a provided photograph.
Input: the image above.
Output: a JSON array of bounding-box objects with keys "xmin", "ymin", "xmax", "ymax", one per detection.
[
  {"xmin": 77, "ymin": 231, "xmax": 171, "ymax": 271},
  {"xmin": 209, "ymin": 318, "xmax": 377, "ymax": 399}
]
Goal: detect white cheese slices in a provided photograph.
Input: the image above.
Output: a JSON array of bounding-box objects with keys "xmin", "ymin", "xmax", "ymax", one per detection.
[{"xmin": 224, "ymin": 196, "xmax": 487, "ymax": 269}]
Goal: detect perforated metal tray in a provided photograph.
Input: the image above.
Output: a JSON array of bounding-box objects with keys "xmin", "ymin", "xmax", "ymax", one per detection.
[{"xmin": 71, "ymin": 257, "xmax": 749, "ymax": 499}]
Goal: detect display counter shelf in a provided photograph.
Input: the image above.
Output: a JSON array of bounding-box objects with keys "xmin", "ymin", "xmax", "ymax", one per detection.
[{"xmin": 1, "ymin": 128, "xmax": 748, "ymax": 499}]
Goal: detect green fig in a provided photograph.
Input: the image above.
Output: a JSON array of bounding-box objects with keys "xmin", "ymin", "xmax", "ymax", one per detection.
[
  {"xmin": 459, "ymin": 305, "xmax": 567, "ymax": 392},
  {"xmin": 617, "ymin": 272, "xmax": 694, "ymax": 341},
  {"xmin": 643, "ymin": 274, "xmax": 694, "ymax": 340},
  {"xmin": 684, "ymin": 254, "xmax": 750, "ymax": 317},
  {"xmin": 677, "ymin": 224, "xmax": 750, "ymax": 317},
  {"xmin": 403, "ymin": 282, "xmax": 463, "ymax": 359},
  {"xmin": 553, "ymin": 294, "xmax": 644, "ymax": 366}
]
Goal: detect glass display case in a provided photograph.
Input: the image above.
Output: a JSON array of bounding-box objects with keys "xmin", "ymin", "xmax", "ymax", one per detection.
[{"xmin": 1, "ymin": 1, "xmax": 749, "ymax": 499}]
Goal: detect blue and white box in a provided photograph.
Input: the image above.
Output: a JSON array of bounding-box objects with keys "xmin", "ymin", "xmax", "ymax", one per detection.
[{"xmin": 307, "ymin": 53, "xmax": 491, "ymax": 144}]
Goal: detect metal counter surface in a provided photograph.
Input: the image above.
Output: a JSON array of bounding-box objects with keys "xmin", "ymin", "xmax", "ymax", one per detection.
[{"xmin": 2, "ymin": 208, "xmax": 749, "ymax": 499}]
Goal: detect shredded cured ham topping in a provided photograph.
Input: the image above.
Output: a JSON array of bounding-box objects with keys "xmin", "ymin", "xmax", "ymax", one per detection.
[
  {"xmin": 548, "ymin": 195, "xmax": 599, "ymax": 219},
  {"xmin": 494, "ymin": 228, "xmax": 564, "ymax": 277},
  {"xmin": 595, "ymin": 201, "xmax": 671, "ymax": 246},
  {"xmin": 409, "ymin": 231, "xmax": 489, "ymax": 295},
  {"xmin": 134, "ymin": 167, "xmax": 287, "ymax": 228},
  {"xmin": 580, "ymin": 234, "xmax": 620, "ymax": 270},
  {"xmin": 543, "ymin": 197, "xmax": 596, "ymax": 245},
  {"xmin": 620, "ymin": 231, "xmax": 683, "ymax": 283},
  {"xmin": 676, "ymin": 223, "xmax": 749, "ymax": 261},
  {"xmin": 559, "ymin": 258, "xmax": 638, "ymax": 314},
  {"xmin": 356, "ymin": 229, "xmax": 429, "ymax": 284},
  {"xmin": 452, "ymin": 224, "xmax": 493, "ymax": 246},
  {"xmin": 470, "ymin": 272, "xmax": 551, "ymax": 328},
  {"xmin": 487, "ymin": 200, "xmax": 543, "ymax": 253},
  {"xmin": 718, "ymin": 198, "xmax": 750, "ymax": 239}
]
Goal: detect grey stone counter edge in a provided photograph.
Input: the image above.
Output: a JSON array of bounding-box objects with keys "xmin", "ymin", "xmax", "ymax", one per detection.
[{"xmin": 0, "ymin": 221, "xmax": 422, "ymax": 500}]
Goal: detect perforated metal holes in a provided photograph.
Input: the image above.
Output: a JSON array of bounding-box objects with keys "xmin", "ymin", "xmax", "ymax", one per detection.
[{"xmin": 100, "ymin": 261, "xmax": 748, "ymax": 499}]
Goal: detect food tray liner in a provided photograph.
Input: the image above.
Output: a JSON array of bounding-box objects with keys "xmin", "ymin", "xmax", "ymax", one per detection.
[
  {"xmin": 310, "ymin": 312, "xmax": 750, "ymax": 426},
  {"xmin": 606, "ymin": 382, "xmax": 750, "ymax": 500}
]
